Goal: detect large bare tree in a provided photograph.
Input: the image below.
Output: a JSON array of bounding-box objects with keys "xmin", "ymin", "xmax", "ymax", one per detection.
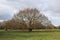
[{"xmin": 13, "ymin": 8, "xmax": 50, "ymax": 32}]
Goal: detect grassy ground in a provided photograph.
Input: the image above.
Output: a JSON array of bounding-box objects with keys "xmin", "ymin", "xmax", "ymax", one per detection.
[{"xmin": 0, "ymin": 29, "xmax": 60, "ymax": 40}]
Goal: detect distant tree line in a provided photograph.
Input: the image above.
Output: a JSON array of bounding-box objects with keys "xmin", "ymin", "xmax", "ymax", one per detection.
[{"xmin": 0, "ymin": 8, "xmax": 57, "ymax": 32}]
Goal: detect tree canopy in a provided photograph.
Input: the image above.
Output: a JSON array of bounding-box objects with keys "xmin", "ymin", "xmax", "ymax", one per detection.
[{"xmin": 13, "ymin": 8, "xmax": 52, "ymax": 31}]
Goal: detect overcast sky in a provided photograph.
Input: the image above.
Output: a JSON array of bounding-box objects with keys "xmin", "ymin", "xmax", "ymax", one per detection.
[{"xmin": 0, "ymin": 0, "xmax": 60, "ymax": 26}]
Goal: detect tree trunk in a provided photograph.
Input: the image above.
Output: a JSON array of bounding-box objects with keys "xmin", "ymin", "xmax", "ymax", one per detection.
[
  {"xmin": 28, "ymin": 28, "xmax": 32, "ymax": 32},
  {"xmin": 28, "ymin": 21, "xmax": 32, "ymax": 32},
  {"xmin": 5, "ymin": 26, "xmax": 8, "ymax": 31}
]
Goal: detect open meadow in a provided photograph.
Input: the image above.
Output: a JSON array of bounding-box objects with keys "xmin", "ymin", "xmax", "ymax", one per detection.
[{"xmin": 0, "ymin": 29, "xmax": 60, "ymax": 40}]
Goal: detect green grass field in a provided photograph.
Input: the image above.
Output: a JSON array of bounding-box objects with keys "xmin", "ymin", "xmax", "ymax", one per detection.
[{"xmin": 0, "ymin": 29, "xmax": 60, "ymax": 40}]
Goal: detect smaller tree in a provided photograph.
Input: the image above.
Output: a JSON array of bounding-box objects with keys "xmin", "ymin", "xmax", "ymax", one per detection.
[{"xmin": 57, "ymin": 26, "xmax": 60, "ymax": 29}]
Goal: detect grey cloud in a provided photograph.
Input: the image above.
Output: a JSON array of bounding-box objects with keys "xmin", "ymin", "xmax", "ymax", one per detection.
[
  {"xmin": 0, "ymin": 9, "xmax": 12, "ymax": 20},
  {"xmin": 0, "ymin": 14, "xmax": 11, "ymax": 20},
  {"xmin": 46, "ymin": 0, "xmax": 60, "ymax": 13}
]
